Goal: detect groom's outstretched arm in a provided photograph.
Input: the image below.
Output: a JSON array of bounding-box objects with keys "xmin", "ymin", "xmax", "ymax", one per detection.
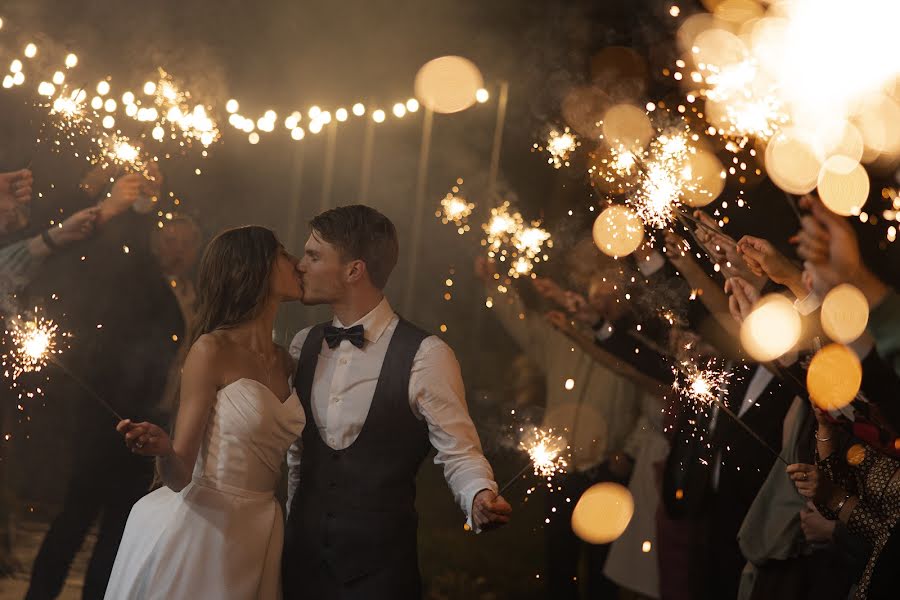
[{"xmin": 411, "ymin": 336, "xmax": 509, "ymax": 532}]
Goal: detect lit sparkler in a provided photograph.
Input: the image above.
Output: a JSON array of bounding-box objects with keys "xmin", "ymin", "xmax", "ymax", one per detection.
[
  {"xmin": 535, "ymin": 127, "xmax": 580, "ymax": 168},
  {"xmin": 671, "ymin": 359, "xmax": 788, "ymax": 464},
  {"xmin": 437, "ymin": 179, "xmax": 475, "ymax": 233},
  {"xmin": 482, "ymin": 202, "xmax": 552, "ymax": 278},
  {"xmin": 498, "ymin": 427, "xmax": 569, "ymax": 495},
  {"xmin": 671, "ymin": 358, "xmax": 732, "ymax": 414},
  {"xmin": 151, "ymin": 68, "xmax": 220, "ymax": 147},
  {"xmin": 2, "ymin": 311, "xmax": 124, "ymax": 419},
  {"xmin": 94, "ymin": 133, "xmax": 147, "ymax": 173},
  {"xmin": 599, "ymin": 119, "xmax": 707, "ymax": 230},
  {"xmin": 2, "ymin": 313, "xmax": 61, "ymax": 380}
]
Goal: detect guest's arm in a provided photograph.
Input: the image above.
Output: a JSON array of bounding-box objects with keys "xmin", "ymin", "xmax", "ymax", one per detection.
[
  {"xmin": 412, "ymin": 336, "xmax": 510, "ymax": 531},
  {"xmin": 475, "ymin": 257, "xmax": 554, "ymax": 371}
]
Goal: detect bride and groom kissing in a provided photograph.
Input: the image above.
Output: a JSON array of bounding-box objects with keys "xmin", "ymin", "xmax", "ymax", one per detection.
[{"xmin": 105, "ymin": 204, "xmax": 512, "ymax": 599}]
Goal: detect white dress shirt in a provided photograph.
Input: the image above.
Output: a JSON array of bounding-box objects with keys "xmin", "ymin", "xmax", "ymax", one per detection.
[{"xmin": 286, "ymin": 298, "xmax": 497, "ymax": 527}]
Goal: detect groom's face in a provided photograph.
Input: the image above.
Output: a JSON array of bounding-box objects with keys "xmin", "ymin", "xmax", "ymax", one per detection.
[{"xmin": 298, "ymin": 232, "xmax": 346, "ymax": 305}]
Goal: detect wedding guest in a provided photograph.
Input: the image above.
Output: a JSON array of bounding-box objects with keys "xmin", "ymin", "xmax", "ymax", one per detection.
[
  {"xmin": 24, "ymin": 168, "xmax": 184, "ymax": 600},
  {"xmin": 475, "ymin": 255, "xmax": 645, "ymax": 599}
]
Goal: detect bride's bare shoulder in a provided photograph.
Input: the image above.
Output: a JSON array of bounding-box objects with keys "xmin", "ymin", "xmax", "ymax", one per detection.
[{"xmin": 187, "ymin": 332, "xmax": 230, "ymax": 362}]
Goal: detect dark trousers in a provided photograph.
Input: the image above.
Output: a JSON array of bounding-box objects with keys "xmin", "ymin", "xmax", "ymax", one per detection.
[
  {"xmin": 545, "ymin": 467, "xmax": 620, "ymax": 599},
  {"xmin": 283, "ymin": 556, "xmax": 422, "ymax": 600},
  {"xmin": 25, "ymin": 431, "xmax": 153, "ymax": 600},
  {"xmin": 748, "ymin": 549, "xmax": 853, "ymax": 600}
]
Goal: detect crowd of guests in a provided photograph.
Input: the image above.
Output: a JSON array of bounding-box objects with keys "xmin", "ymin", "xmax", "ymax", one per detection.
[
  {"xmin": 474, "ymin": 193, "xmax": 900, "ymax": 600},
  {"xmin": 0, "ymin": 162, "xmax": 200, "ymax": 598},
  {"xmin": 0, "ymin": 153, "xmax": 898, "ymax": 600}
]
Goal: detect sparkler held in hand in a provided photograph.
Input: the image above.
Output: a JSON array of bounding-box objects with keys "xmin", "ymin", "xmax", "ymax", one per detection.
[{"xmin": 3, "ymin": 312, "xmax": 123, "ymax": 421}]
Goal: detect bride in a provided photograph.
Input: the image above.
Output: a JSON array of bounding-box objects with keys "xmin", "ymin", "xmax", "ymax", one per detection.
[{"xmin": 105, "ymin": 225, "xmax": 306, "ymax": 599}]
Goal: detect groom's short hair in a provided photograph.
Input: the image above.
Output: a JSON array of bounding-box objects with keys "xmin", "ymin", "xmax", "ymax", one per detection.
[{"xmin": 310, "ymin": 205, "xmax": 399, "ymax": 289}]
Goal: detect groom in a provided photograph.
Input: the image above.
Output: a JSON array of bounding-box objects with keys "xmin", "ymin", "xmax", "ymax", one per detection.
[{"xmin": 283, "ymin": 205, "xmax": 511, "ymax": 599}]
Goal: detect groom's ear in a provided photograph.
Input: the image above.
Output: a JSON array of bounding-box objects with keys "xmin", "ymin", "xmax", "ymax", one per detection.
[{"xmin": 345, "ymin": 259, "xmax": 368, "ymax": 284}]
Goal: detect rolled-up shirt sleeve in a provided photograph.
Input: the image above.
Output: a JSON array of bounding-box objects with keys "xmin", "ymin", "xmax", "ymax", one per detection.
[{"xmin": 411, "ymin": 336, "xmax": 497, "ymax": 531}]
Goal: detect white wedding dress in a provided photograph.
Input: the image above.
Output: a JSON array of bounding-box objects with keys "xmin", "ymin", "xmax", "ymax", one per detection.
[{"xmin": 104, "ymin": 378, "xmax": 305, "ymax": 600}]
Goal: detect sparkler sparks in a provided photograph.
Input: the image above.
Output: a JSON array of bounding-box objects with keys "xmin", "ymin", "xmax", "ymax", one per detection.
[
  {"xmin": 598, "ymin": 118, "xmax": 710, "ymax": 230},
  {"xmin": 692, "ymin": 58, "xmax": 789, "ymax": 144},
  {"xmin": 150, "ymin": 68, "xmax": 220, "ymax": 147},
  {"xmin": 671, "ymin": 359, "xmax": 732, "ymax": 414},
  {"xmin": 481, "ymin": 202, "xmax": 553, "ymax": 278},
  {"xmin": 94, "ymin": 133, "xmax": 147, "ymax": 173},
  {"xmin": 436, "ymin": 179, "xmax": 474, "ymax": 233},
  {"xmin": 522, "ymin": 428, "xmax": 568, "ymax": 479},
  {"xmin": 535, "ymin": 127, "xmax": 580, "ymax": 168},
  {"xmin": 2, "ymin": 312, "xmax": 65, "ymax": 381}
]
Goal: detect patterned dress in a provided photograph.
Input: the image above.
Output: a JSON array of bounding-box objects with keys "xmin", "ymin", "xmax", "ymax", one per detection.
[{"xmin": 818, "ymin": 441, "xmax": 900, "ymax": 599}]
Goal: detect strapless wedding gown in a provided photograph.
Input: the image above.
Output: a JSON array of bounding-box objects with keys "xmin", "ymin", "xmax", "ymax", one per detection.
[{"xmin": 104, "ymin": 378, "xmax": 305, "ymax": 599}]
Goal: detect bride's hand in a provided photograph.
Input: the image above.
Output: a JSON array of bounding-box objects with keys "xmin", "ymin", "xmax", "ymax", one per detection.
[{"xmin": 116, "ymin": 419, "xmax": 174, "ymax": 457}]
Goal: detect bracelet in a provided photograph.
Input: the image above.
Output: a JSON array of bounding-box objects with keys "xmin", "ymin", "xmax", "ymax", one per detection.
[
  {"xmin": 815, "ymin": 430, "xmax": 832, "ymax": 443},
  {"xmin": 834, "ymin": 492, "xmax": 852, "ymax": 515},
  {"xmin": 40, "ymin": 229, "xmax": 60, "ymax": 252}
]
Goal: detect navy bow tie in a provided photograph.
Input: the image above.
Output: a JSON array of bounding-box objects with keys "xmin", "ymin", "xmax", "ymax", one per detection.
[{"xmin": 323, "ymin": 324, "xmax": 365, "ymax": 349}]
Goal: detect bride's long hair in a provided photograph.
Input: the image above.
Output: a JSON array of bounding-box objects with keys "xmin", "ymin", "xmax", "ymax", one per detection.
[
  {"xmin": 152, "ymin": 226, "xmax": 281, "ymax": 490},
  {"xmin": 190, "ymin": 225, "xmax": 280, "ymax": 344}
]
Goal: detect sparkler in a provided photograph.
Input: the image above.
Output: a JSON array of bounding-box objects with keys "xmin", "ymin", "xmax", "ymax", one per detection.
[
  {"xmin": 694, "ymin": 58, "xmax": 789, "ymax": 145},
  {"xmin": 94, "ymin": 133, "xmax": 147, "ymax": 173},
  {"xmin": 481, "ymin": 202, "xmax": 552, "ymax": 278},
  {"xmin": 598, "ymin": 120, "xmax": 720, "ymax": 232},
  {"xmin": 499, "ymin": 427, "xmax": 569, "ymax": 496},
  {"xmin": 672, "ymin": 359, "xmax": 787, "ymax": 465},
  {"xmin": 2, "ymin": 312, "xmax": 123, "ymax": 420},
  {"xmin": 535, "ymin": 127, "xmax": 580, "ymax": 168},
  {"xmin": 436, "ymin": 179, "xmax": 474, "ymax": 234},
  {"xmin": 148, "ymin": 68, "xmax": 220, "ymax": 147},
  {"xmin": 2, "ymin": 313, "xmax": 61, "ymax": 381}
]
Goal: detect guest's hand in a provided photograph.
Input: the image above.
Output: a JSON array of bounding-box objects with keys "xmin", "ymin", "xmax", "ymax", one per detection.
[
  {"xmin": 116, "ymin": 419, "xmax": 173, "ymax": 457},
  {"xmin": 474, "ymin": 256, "xmax": 497, "ymax": 284},
  {"xmin": 49, "ymin": 207, "xmax": 99, "ymax": 246},
  {"xmin": 98, "ymin": 173, "xmax": 143, "ymax": 222},
  {"xmin": 0, "ymin": 169, "xmax": 33, "ymax": 205},
  {"xmin": 80, "ymin": 164, "xmax": 115, "ymax": 200},
  {"xmin": 800, "ymin": 501, "xmax": 836, "ymax": 543},
  {"xmin": 562, "ymin": 291, "xmax": 601, "ymax": 326},
  {"xmin": 792, "ymin": 195, "xmax": 888, "ymax": 306},
  {"xmin": 472, "ymin": 489, "xmax": 512, "ymax": 531},
  {"xmin": 724, "ymin": 276, "xmax": 759, "ymax": 325},
  {"xmin": 609, "ymin": 452, "xmax": 634, "ymax": 481},
  {"xmin": 544, "ymin": 310, "xmax": 571, "ymax": 331},
  {"xmin": 663, "ymin": 231, "xmax": 691, "ymax": 266},
  {"xmin": 787, "ymin": 463, "xmax": 821, "ymax": 499},
  {"xmin": 532, "ymin": 276, "xmax": 568, "ymax": 307},
  {"xmin": 694, "ymin": 211, "xmax": 767, "ymax": 289},
  {"xmin": 736, "ymin": 235, "xmax": 805, "ymax": 298}
]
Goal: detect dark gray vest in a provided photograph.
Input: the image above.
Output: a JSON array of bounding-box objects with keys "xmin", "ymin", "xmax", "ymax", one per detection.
[{"xmin": 284, "ymin": 318, "xmax": 432, "ymax": 585}]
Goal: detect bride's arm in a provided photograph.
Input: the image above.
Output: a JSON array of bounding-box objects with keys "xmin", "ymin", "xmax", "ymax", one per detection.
[{"xmin": 156, "ymin": 336, "xmax": 219, "ymax": 491}]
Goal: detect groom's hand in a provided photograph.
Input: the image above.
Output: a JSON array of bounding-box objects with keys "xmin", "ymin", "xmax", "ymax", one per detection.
[{"xmin": 472, "ymin": 489, "xmax": 512, "ymax": 531}]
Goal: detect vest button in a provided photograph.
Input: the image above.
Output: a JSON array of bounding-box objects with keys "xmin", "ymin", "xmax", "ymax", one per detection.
[
  {"xmin": 326, "ymin": 512, "xmax": 335, "ymax": 519},
  {"xmin": 329, "ymin": 482, "xmax": 337, "ymax": 489}
]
